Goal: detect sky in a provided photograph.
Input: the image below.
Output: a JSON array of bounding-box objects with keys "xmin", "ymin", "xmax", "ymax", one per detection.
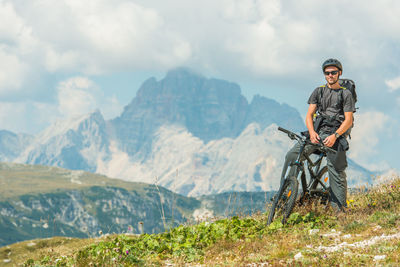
[{"xmin": 1, "ymin": 0, "xmax": 400, "ymax": 172}]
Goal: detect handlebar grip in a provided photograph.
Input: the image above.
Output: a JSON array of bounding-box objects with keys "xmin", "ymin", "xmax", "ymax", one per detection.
[
  {"xmin": 278, "ymin": 126, "xmax": 337, "ymax": 154},
  {"xmin": 278, "ymin": 127, "xmax": 290, "ymax": 134}
]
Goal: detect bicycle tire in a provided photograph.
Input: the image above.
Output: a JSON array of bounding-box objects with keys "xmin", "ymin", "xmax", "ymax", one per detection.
[
  {"xmin": 267, "ymin": 175, "xmax": 298, "ymax": 225},
  {"xmin": 310, "ymin": 166, "xmax": 329, "ymax": 203}
]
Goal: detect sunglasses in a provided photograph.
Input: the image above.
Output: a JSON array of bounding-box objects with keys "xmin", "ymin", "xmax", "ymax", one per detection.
[{"xmin": 324, "ymin": 70, "xmax": 339, "ymax": 76}]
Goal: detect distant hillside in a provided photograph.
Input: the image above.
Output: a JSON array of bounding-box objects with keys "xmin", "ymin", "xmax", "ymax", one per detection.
[{"xmin": 0, "ymin": 162, "xmax": 200, "ymax": 247}]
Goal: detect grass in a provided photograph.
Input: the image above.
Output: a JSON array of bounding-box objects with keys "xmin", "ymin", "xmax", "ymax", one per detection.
[{"xmin": 2, "ymin": 176, "xmax": 400, "ymax": 266}]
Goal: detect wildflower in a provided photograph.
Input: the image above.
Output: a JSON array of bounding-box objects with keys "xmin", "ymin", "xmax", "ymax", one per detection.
[
  {"xmin": 294, "ymin": 252, "xmax": 302, "ymax": 260},
  {"xmin": 126, "ymin": 250, "xmax": 129, "ymax": 255},
  {"xmin": 374, "ymin": 255, "xmax": 386, "ymax": 261}
]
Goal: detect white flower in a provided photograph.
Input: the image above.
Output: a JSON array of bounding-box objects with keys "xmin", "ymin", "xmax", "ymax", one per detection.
[
  {"xmin": 308, "ymin": 229, "xmax": 320, "ymax": 235},
  {"xmin": 294, "ymin": 252, "xmax": 303, "ymax": 260},
  {"xmin": 374, "ymin": 255, "xmax": 386, "ymax": 261}
]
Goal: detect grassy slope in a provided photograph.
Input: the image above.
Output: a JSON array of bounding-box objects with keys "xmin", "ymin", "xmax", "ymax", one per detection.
[
  {"xmin": 0, "ymin": 162, "xmax": 199, "ymax": 218},
  {"xmin": 2, "ymin": 176, "xmax": 399, "ymax": 266}
]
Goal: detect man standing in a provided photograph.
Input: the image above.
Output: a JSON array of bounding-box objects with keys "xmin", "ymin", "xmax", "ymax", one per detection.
[{"xmin": 281, "ymin": 58, "xmax": 355, "ymax": 213}]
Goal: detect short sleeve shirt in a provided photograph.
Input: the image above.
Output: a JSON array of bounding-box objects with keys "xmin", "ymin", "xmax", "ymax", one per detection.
[{"xmin": 308, "ymin": 85, "xmax": 355, "ymax": 121}]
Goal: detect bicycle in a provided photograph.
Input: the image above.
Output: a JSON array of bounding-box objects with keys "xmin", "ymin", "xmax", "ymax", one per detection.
[{"xmin": 267, "ymin": 126, "xmax": 336, "ymax": 225}]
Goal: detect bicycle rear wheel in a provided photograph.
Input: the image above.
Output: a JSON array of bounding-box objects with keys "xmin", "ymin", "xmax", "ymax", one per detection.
[
  {"xmin": 310, "ymin": 166, "xmax": 329, "ymax": 204},
  {"xmin": 267, "ymin": 175, "xmax": 298, "ymax": 225}
]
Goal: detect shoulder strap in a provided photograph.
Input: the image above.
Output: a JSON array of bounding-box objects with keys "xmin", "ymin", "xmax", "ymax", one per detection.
[
  {"xmin": 317, "ymin": 85, "xmax": 325, "ymax": 113},
  {"xmin": 338, "ymin": 87, "xmax": 345, "ymax": 108}
]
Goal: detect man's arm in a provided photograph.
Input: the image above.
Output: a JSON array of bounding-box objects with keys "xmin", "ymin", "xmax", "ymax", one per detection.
[
  {"xmin": 335, "ymin": 111, "xmax": 354, "ymax": 136},
  {"xmin": 323, "ymin": 111, "xmax": 353, "ymax": 147},
  {"xmin": 306, "ymin": 103, "xmax": 320, "ymax": 143}
]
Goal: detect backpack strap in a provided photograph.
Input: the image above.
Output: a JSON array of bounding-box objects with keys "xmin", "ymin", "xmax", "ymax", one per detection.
[
  {"xmin": 317, "ymin": 85, "xmax": 325, "ymax": 113},
  {"xmin": 337, "ymin": 86, "xmax": 345, "ymax": 111}
]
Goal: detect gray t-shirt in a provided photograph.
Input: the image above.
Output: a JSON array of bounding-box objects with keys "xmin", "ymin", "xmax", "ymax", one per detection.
[{"xmin": 308, "ymin": 85, "xmax": 355, "ymax": 121}]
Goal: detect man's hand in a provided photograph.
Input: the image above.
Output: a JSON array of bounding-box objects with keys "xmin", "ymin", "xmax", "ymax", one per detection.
[
  {"xmin": 309, "ymin": 130, "xmax": 320, "ymax": 144},
  {"xmin": 323, "ymin": 134, "xmax": 337, "ymax": 147}
]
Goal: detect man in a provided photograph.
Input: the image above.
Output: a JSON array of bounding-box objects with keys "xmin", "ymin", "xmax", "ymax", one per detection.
[{"xmin": 280, "ymin": 58, "xmax": 355, "ymax": 213}]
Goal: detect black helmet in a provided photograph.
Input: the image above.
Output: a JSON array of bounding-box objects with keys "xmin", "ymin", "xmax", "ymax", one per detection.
[{"xmin": 322, "ymin": 58, "xmax": 342, "ymax": 72}]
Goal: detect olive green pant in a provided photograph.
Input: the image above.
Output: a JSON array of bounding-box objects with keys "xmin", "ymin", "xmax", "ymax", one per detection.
[{"xmin": 280, "ymin": 133, "xmax": 347, "ymax": 212}]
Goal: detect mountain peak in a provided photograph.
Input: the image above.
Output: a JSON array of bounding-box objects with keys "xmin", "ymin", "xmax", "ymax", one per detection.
[{"xmin": 16, "ymin": 110, "xmax": 109, "ymax": 171}]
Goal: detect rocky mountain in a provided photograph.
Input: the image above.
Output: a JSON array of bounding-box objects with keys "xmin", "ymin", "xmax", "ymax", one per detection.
[
  {"xmin": 15, "ymin": 111, "xmax": 110, "ymax": 172},
  {"xmin": 1, "ymin": 68, "xmax": 374, "ymax": 196},
  {"xmin": 110, "ymin": 68, "xmax": 304, "ymax": 158},
  {"xmin": 0, "ymin": 130, "xmax": 33, "ymax": 162}
]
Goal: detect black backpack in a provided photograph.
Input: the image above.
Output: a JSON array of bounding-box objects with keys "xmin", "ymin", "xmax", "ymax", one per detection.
[{"xmin": 339, "ymin": 78, "xmax": 357, "ymax": 109}]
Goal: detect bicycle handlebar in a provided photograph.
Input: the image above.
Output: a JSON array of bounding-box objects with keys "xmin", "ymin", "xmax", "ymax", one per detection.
[{"xmin": 278, "ymin": 126, "xmax": 336, "ymax": 154}]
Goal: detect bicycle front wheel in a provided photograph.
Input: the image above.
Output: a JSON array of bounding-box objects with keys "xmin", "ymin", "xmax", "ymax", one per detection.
[{"xmin": 267, "ymin": 175, "xmax": 298, "ymax": 225}]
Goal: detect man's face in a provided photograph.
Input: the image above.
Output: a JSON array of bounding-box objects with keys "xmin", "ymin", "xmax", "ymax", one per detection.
[{"xmin": 324, "ymin": 66, "xmax": 341, "ymax": 85}]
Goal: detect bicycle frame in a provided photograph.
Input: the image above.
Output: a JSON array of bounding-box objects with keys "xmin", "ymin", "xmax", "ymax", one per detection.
[{"xmin": 277, "ymin": 127, "xmax": 334, "ymax": 202}]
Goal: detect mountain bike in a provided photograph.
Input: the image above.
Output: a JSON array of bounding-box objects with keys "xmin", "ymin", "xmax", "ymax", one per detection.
[{"xmin": 267, "ymin": 127, "xmax": 336, "ymax": 225}]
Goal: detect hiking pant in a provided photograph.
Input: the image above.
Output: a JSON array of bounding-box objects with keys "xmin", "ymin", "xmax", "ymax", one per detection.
[{"xmin": 280, "ymin": 133, "xmax": 348, "ymax": 212}]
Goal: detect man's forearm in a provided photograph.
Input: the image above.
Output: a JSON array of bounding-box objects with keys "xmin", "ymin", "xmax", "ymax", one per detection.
[
  {"xmin": 306, "ymin": 114, "xmax": 315, "ymax": 133},
  {"xmin": 335, "ymin": 114, "xmax": 353, "ymax": 136}
]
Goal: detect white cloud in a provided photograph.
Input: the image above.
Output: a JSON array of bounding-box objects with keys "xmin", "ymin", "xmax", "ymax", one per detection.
[
  {"xmin": 12, "ymin": 0, "xmax": 192, "ymax": 75},
  {"xmin": 0, "ymin": 76, "xmax": 122, "ymax": 134},
  {"xmin": 385, "ymin": 76, "xmax": 400, "ymax": 92},
  {"xmin": 57, "ymin": 77, "xmax": 121, "ymax": 119},
  {"xmin": 0, "ymin": 1, "xmax": 39, "ymax": 93},
  {"xmin": 2, "ymin": 0, "xmax": 400, "ymax": 85},
  {"xmin": 57, "ymin": 77, "xmax": 98, "ymax": 118},
  {"xmin": 348, "ymin": 111, "xmax": 390, "ymax": 170},
  {"xmin": 0, "ymin": 50, "xmax": 29, "ymax": 93},
  {"xmin": 0, "ymin": 101, "xmax": 58, "ymax": 133},
  {"xmin": 0, "ymin": 1, "xmax": 37, "ymax": 51}
]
